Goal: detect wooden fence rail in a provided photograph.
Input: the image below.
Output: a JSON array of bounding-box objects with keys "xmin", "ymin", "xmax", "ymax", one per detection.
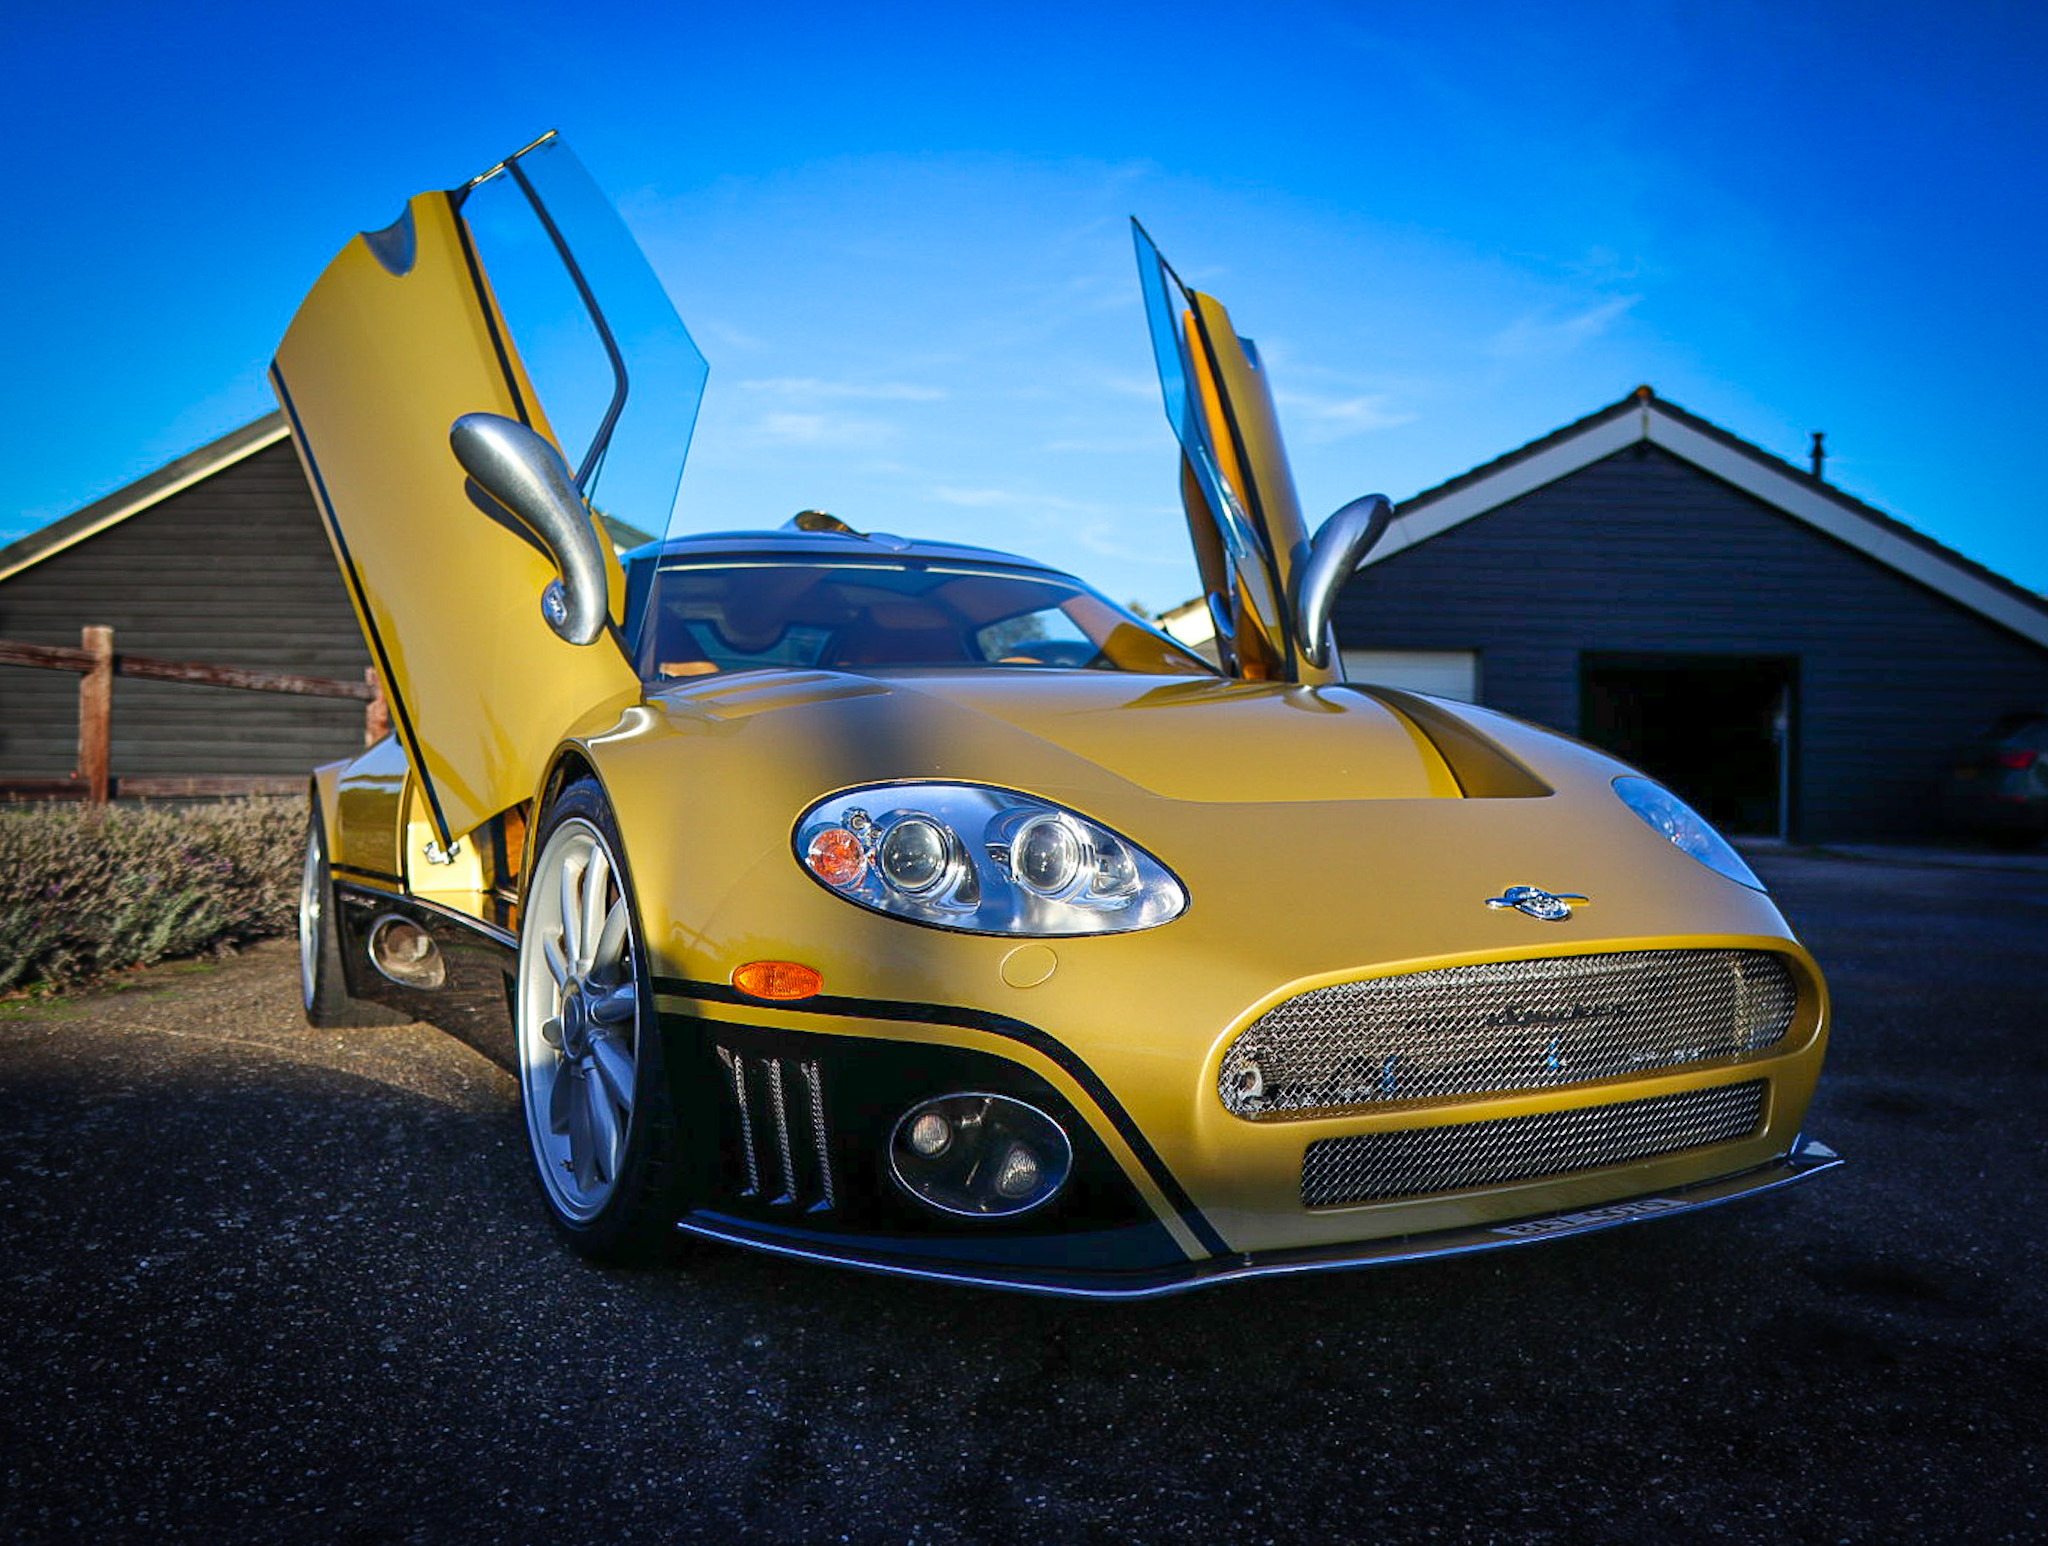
[{"xmin": 0, "ymin": 626, "xmax": 387, "ymax": 806}]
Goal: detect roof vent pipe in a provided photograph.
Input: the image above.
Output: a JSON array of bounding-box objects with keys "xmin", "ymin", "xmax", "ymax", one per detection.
[{"xmin": 1809, "ymin": 431, "xmax": 1827, "ymax": 480}]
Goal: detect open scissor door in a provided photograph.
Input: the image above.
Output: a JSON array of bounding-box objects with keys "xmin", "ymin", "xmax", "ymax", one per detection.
[
  {"xmin": 1134, "ymin": 224, "xmax": 1389, "ymax": 687},
  {"xmin": 272, "ymin": 135, "xmax": 705, "ymax": 846}
]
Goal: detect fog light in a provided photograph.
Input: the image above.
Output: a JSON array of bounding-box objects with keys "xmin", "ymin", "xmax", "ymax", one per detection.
[
  {"xmin": 889, "ymin": 1093, "xmax": 1072, "ymax": 1217},
  {"xmin": 993, "ymin": 1143, "xmax": 1040, "ymax": 1199}
]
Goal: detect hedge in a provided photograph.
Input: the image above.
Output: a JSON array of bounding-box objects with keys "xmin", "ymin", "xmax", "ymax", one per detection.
[{"xmin": 0, "ymin": 797, "xmax": 306, "ymax": 994}]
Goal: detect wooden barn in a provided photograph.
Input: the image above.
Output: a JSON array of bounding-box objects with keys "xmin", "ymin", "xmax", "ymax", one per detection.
[
  {"xmin": 14, "ymin": 389, "xmax": 2047, "ymax": 841},
  {"xmin": 1328, "ymin": 388, "xmax": 2048, "ymax": 843},
  {"xmin": 0, "ymin": 413, "xmax": 372, "ymax": 795}
]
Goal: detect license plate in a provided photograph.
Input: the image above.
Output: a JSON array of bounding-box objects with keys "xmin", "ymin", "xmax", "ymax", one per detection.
[{"xmin": 1489, "ymin": 1197, "xmax": 1688, "ymax": 1238}]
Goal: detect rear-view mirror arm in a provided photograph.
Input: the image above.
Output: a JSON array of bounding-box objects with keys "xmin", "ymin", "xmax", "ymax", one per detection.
[
  {"xmin": 1293, "ymin": 494, "xmax": 1393, "ymax": 674},
  {"xmin": 448, "ymin": 413, "xmax": 610, "ymax": 646}
]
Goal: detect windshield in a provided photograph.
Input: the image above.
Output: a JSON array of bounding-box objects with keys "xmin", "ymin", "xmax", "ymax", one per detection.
[{"xmin": 633, "ymin": 558, "xmax": 1214, "ymax": 680}]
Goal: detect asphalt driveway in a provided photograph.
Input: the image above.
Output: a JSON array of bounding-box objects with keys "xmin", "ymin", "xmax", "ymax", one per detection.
[{"xmin": 1, "ymin": 847, "xmax": 2042, "ymax": 1544}]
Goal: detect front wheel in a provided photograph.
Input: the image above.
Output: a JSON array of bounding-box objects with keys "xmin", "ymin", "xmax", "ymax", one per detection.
[{"xmin": 516, "ymin": 778, "xmax": 684, "ymax": 1262}]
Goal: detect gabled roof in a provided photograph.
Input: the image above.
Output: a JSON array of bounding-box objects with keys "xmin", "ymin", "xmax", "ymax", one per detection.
[
  {"xmin": 1369, "ymin": 386, "xmax": 2048, "ymax": 651},
  {"xmin": 0, "ymin": 409, "xmax": 660, "ymax": 584},
  {"xmin": 0, "ymin": 412, "xmax": 290, "ymax": 585}
]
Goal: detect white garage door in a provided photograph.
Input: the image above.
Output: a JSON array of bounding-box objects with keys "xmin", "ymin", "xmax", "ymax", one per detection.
[{"xmin": 1340, "ymin": 649, "xmax": 1479, "ymax": 702}]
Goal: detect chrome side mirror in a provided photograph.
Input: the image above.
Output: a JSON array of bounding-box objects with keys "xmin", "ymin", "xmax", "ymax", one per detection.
[
  {"xmin": 1293, "ymin": 494, "xmax": 1393, "ymax": 672},
  {"xmin": 449, "ymin": 413, "xmax": 610, "ymax": 646}
]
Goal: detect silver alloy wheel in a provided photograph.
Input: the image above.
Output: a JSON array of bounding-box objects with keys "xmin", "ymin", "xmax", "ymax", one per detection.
[
  {"xmin": 517, "ymin": 816, "xmax": 642, "ymax": 1223},
  {"xmin": 299, "ymin": 820, "xmax": 322, "ymax": 1013}
]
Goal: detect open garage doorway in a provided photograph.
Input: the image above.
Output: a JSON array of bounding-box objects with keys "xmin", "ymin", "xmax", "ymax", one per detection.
[{"xmin": 1580, "ymin": 654, "xmax": 1798, "ymax": 839}]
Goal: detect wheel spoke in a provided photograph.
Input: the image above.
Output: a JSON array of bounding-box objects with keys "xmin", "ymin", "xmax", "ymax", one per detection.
[
  {"xmin": 559, "ymin": 850, "xmax": 585, "ymax": 968},
  {"xmin": 590, "ymin": 898, "xmax": 630, "ymax": 982},
  {"xmin": 542, "ymin": 931, "xmax": 571, "ymax": 990},
  {"xmin": 590, "ymin": 1035, "xmax": 635, "ymax": 1114},
  {"xmin": 588, "ymin": 982, "xmax": 638, "ymax": 1026},
  {"xmin": 579, "ymin": 1067, "xmax": 621, "ymax": 1185},
  {"xmin": 579, "ymin": 847, "xmax": 612, "ymax": 976},
  {"xmin": 566, "ymin": 1069, "xmax": 598, "ymax": 1189},
  {"xmin": 547, "ymin": 1057, "xmax": 576, "ymax": 1136}
]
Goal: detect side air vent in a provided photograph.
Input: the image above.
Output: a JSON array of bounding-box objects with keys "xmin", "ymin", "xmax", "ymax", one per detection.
[{"xmin": 716, "ymin": 1046, "xmax": 836, "ymax": 1211}]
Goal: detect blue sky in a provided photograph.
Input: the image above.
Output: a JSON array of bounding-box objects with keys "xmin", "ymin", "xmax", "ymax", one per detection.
[{"xmin": 6, "ymin": 0, "xmax": 2042, "ymax": 614}]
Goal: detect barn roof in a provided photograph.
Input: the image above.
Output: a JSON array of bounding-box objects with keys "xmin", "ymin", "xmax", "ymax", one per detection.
[
  {"xmin": 1372, "ymin": 386, "xmax": 2048, "ymax": 651},
  {"xmin": 0, "ymin": 413, "xmax": 291, "ymax": 586},
  {"xmin": 0, "ymin": 408, "xmax": 674, "ymax": 586}
]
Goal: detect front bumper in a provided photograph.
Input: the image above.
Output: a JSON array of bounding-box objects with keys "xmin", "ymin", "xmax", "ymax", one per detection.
[{"xmin": 678, "ymin": 1137, "xmax": 1842, "ymax": 1299}]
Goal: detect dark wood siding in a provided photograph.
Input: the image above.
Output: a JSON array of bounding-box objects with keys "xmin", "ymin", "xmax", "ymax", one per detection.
[
  {"xmin": 1334, "ymin": 443, "xmax": 2048, "ymax": 841},
  {"xmin": 0, "ymin": 440, "xmax": 370, "ymax": 780}
]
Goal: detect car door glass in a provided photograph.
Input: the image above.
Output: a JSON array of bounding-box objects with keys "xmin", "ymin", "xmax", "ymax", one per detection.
[{"xmin": 459, "ymin": 139, "xmax": 709, "ymax": 641}]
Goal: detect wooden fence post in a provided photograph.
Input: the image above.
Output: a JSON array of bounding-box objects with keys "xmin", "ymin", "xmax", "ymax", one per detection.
[
  {"xmin": 77, "ymin": 625, "xmax": 114, "ymax": 806},
  {"xmin": 0, "ymin": 630, "xmax": 379, "ymax": 803},
  {"xmin": 364, "ymin": 667, "xmax": 391, "ymax": 744}
]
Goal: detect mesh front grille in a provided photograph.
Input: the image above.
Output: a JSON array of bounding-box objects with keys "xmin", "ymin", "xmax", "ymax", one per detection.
[
  {"xmin": 1222, "ymin": 949, "xmax": 1796, "ymax": 1119},
  {"xmin": 1301, "ymin": 1078, "xmax": 1767, "ymax": 1208}
]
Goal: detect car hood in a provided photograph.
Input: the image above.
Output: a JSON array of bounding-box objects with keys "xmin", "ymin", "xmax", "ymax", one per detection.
[
  {"xmin": 612, "ymin": 666, "xmax": 1793, "ymax": 995},
  {"xmin": 650, "ymin": 668, "xmax": 1467, "ymax": 806}
]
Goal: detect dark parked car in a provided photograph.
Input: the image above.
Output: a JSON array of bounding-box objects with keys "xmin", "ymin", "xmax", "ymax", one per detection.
[{"xmin": 1943, "ymin": 711, "xmax": 2048, "ymax": 846}]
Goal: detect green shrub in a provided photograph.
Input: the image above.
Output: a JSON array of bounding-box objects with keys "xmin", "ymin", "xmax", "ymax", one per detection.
[{"xmin": 0, "ymin": 797, "xmax": 306, "ymax": 993}]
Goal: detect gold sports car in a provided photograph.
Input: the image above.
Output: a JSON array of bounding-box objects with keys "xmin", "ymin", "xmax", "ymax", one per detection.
[{"xmin": 276, "ymin": 133, "xmax": 1838, "ymax": 1297}]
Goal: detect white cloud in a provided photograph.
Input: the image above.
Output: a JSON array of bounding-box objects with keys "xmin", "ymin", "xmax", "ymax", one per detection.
[
  {"xmin": 1098, "ymin": 370, "xmax": 1164, "ymax": 400},
  {"xmin": 933, "ymin": 483, "xmax": 1019, "ymax": 507},
  {"xmin": 929, "ymin": 485, "xmax": 1186, "ymax": 569},
  {"xmin": 749, "ymin": 410, "xmax": 895, "ymax": 447},
  {"xmin": 738, "ymin": 376, "xmax": 948, "ymax": 401},
  {"xmin": 1486, "ymin": 295, "xmax": 1639, "ymax": 360},
  {"xmin": 1066, "ymin": 517, "xmax": 1192, "ymax": 568},
  {"xmin": 1274, "ymin": 389, "xmax": 1417, "ymax": 442},
  {"xmin": 688, "ymin": 318, "xmax": 774, "ymax": 355},
  {"xmin": 1566, "ymin": 246, "xmax": 1651, "ymax": 285},
  {"xmin": 1042, "ymin": 434, "xmax": 1164, "ymax": 454}
]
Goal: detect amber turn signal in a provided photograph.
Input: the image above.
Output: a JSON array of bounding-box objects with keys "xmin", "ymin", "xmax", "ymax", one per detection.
[
  {"xmin": 804, "ymin": 827, "xmax": 866, "ymax": 887},
  {"xmin": 732, "ymin": 960, "xmax": 824, "ymax": 1001}
]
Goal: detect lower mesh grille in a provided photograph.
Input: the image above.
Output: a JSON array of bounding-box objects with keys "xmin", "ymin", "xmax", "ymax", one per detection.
[
  {"xmin": 1300, "ymin": 1079, "xmax": 1768, "ymax": 1208},
  {"xmin": 1223, "ymin": 949, "xmax": 1797, "ymax": 1119}
]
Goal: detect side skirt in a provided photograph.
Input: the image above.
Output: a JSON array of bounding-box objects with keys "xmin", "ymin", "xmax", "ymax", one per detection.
[{"xmin": 331, "ymin": 883, "xmax": 519, "ymax": 1069}]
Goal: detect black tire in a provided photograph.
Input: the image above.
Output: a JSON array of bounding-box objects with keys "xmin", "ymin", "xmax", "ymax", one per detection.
[
  {"xmin": 300, "ymin": 795, "xmax": 408, "ymax": 1029},
  {"xmin": 514, "ymin": 777, "xmax": 685, "ymax": 1263}
]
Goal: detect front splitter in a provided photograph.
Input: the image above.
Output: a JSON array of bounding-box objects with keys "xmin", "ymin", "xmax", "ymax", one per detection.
[{"xmin": 676, "ymin": 1138, "xmax": 1844, "ymax": 1301}]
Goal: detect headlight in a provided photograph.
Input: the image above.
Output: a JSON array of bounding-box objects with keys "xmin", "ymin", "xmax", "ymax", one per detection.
[
  {"xmin": 877, "ymin": 817, "xmax": 952, "ymax": 895},
  {"xmin": 1613, "ymin": 775, "xmax": 1765, "ymax": 891},
  {"xmin": 796, "ymin": 782, "xmax": 1187, "ymax": 935}
]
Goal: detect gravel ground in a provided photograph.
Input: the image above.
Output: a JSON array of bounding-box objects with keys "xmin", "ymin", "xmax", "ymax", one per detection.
[{"xmin": 0, "ymin": 848, "xmax": 2042, "ymax": 1545}]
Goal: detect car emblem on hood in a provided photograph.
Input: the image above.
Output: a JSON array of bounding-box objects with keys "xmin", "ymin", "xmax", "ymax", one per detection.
[{"xmin": 1486, "ymin": 885, "xmax": 1590, "ymax": 921}]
